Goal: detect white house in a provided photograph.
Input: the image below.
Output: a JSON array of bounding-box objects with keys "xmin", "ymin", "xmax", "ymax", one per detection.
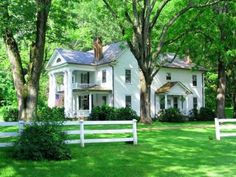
[{"xmin": 46, "ymin": 39, "xmax": 205, "ymax": 118}]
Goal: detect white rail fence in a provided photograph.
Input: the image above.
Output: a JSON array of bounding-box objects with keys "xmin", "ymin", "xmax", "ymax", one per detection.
[
  {"xmin": 215, "ymin": 118, "xmax": 236, "ymax": 140},
  {"xmin": 0, "ymin": 120, "xmax": 138, "ymax": 148}
]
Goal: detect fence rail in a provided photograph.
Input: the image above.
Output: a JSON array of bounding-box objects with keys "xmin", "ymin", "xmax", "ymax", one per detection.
[
  {"xmin": 215, "ymin": 118, "xmax": 236, "ymax": 140},
  {"xmin": 0, "ymin": 120, "xmax": 137, "ymax": 148}
]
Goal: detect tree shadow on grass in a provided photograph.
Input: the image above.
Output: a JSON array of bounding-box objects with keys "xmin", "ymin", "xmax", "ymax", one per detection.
[{"xmin": 1, "ymin": 128, "xmax": 236, "ymax": 177}]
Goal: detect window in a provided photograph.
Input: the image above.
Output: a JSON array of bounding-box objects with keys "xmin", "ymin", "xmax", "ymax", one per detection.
[
  {"xmin": 79, "ymin": 95, "xmax": 89, "ymax": 110},
  {"xmin": 125, "ymin": 95, "xmax": 132, "ymax": 108},
  {"xmin": 56, "ymin": 58, "xmax": 61, "ymax": 63},
  {"xmin": 72, "ymin": 75, "xmax": 76, "ymax": 83},
  {"xmin": 166, "ymin": 73, "xmax": 171, "ymax": 80},
  {"xmin": 102, "ymin": 96, "xmax": 107, "ymax": 105},
  {"xmin": 81, "ymin": 72, "xmax": 89, "ymax": 84},
  {"xmin": 193, "ymin": 97, "xmax": 198, "ymax": 109},
  {"xmin": 125, "ymin": 69, "xmax": 131, "ymax": 83},
  {"xmin": 102, "ymin": 70, "xmax": 106, "ymax": 83},
  {"xmin": 173, "ymin": 97, "xmax": 178, "ymax": 109},
  {"xmin": 160, "ymin": 95, "xmax": 165, "ymax": 109},
  {"xmin": 192, "ymin": 75, "xmax": 197, "ymax": 86}
]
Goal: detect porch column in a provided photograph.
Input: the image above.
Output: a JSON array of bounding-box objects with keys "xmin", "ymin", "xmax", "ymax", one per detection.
[
  {"xmin": 186, "ymin": 96, "xmax": 189, "ymax": 113},
  {"xmin": 108, "ymin": 94, "xmax": 112, "ymax": 106},
  {"xmin": 67, "ymin": 69, "xmax": 73, "ymax": 117},
  {"xmin": 89, "ymin": 93, "xmax": 92, "ymax": 113},
  {"xmin": 64, "ymin": 71, "xmax": 68, "ymax": 116},
  {"xmin": 76, "ymin": 95, "xmax": 79, "ymax": 112},
  {"xmin": 165, "ymin": 94, "xmax": 168, "ymax": 109},
  {"xmin": 48, "ymin": 73, "xmax": 56, "ymax": 108}
]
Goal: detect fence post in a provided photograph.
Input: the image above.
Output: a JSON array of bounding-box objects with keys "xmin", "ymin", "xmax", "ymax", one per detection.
[
  {"xmin": 132, "ymin": 119, "xmax": 137, "ymax": 144},
  {"xmin": 80, "ymin": 120, "xmax": 85, "ymax": 147},
  {"xmin": 18, "ymin": 120, "xmax": 24, "ymax": 134},
  {"xmin": 215, "ymin": 118, "xmax": 221, "ymax": 140}
]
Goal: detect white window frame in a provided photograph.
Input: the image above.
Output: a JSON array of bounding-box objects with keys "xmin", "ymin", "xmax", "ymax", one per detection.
[
  {"xmin": 193, "ymin": 97, "xmax": 198, "ymax": 109},
  {"xmin": 125, "ymin": 95, "xmax": 132, "ymax": 108},
  {"xmin": 166, "ymin": 73, "xmax": 171, "ymax": 80},
  {"xmin": 125, "ymin": 69, "xmax": 131, "ymax": 84},
  {"xmin": 102, "ymin": 70, "xmax": 106, "ymax": 83},
  {"xmin": 192, "ymin": 75, "xmax": 197, "ymax": 86}
]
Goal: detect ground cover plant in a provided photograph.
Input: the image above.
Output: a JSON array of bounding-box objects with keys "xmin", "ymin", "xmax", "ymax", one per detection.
[{"xmin": 1, "ymin": 121, "xmax": 236, "ymax": 177}]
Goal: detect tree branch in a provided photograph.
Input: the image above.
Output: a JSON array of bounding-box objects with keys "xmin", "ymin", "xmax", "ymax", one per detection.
[
  {"xmin": 150, "ymin": 0, "xmax": 171, "ymax": 29},
  {"xmin": 155, "ymin": 0, "xmax": 224, "ymax": 59}
]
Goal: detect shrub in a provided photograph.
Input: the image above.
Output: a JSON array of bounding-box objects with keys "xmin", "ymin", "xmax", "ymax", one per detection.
[
  {"xmin": 37, "ymin": 106, "xmax": 65, "ymax": 121},
  {"xmin": 158, "ymin": 108, "xmax": 185, "ymax": 122},
  {"xmin": 13, "ymin": 121, "xmax": 71, "ymax": 161},
  {"xmin": 89, "ymin": 105, "xmax": 139, "ymax": 121},
  {"xmin": 197, "ymin": 107, "xmax": 215, "ymax": 121},
  {"xmin": 89, "ymin": 105, "xmax": 117, "ymax": 120},
  {"xmin": 188, "ymin": 108, "xmax": 199, "ymax": 121},
  {"xmin": 116, "ymin": 107, "xmax": 139, "ymax": 121},
  {"xmin": 2, "ymin": 107, "xmax": 18, "ymax": 122}
]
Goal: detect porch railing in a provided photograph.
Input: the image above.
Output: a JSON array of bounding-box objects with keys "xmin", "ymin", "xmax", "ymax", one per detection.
[
  {"xmin": 56, "ymin": 85, "xmax": 64, "ymax": 92},
  {"xmin": 56, "ymin": 83, "xmax": 98, "ymax": 91},
  {"xmin": 72, "ymin": 83, "xmax": 98, "ymax": 89}
]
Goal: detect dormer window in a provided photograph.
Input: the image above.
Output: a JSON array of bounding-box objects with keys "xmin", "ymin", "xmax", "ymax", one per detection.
[
  {"xmin": 166, "ymin": 73, "xmax": 171, "ymax": 80},
  {"xmin": 56, "ymin": 58, "xmax": 61, "ymax": 63}
]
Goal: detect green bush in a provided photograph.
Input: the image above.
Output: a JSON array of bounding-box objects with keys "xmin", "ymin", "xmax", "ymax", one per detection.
[
  {"xmin": 13, "ymin": 121, "xmax": 71, "ymax": 161},
  {"xmin": 37, "ymin": 106, "xmax": 65, "ymax": 121},
  {"xmin": 116, "ymin": 107, "xmax": 139, "ymax": 121},
  {"xmin": 2, "ymin": 107, "xmax": 18, "ymax": 122},
  {"xmin": 89, "ymin": 105, "xmax": 139, "ymax": 121},
  {"xmin": 89, "ymin": 105, "xmax": 117, "ymax": 120},
  {"xmin": 197, "ymin": 107, "xmax": 215, "ymax": 121},
  {"xmin": 188, "ymin": 108, "xmax": 199, "ymax": 121},
  {"xmin": 158, "ymin": 108, "xmax": 185, "ymax": 122}
]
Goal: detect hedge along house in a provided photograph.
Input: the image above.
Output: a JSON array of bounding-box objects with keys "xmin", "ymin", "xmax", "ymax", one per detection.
[{"xmin": 46, "ymin": 39, "xmax": 206, "ymax": 118}]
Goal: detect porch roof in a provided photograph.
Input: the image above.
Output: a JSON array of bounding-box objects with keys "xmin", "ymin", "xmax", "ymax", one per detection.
[{"xmin": 156, "ymin": 81, "xmax": 192, "ymax": 95}]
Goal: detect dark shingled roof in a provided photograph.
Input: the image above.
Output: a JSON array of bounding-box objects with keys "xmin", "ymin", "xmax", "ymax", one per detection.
[
  {"xmin": 51, "ymin": 43, "xmax": 206, "ymax": 71},
  {"xmin": 156, "ymin": 81, "xmax": 192, "ymax": 94},
  {"xmin": 56, "ymin": 42, "xmax": 126, "ymax": 65}
]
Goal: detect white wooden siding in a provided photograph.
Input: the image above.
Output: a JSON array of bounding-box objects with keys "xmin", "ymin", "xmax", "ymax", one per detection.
[
  {"xmin": 151, "ymin": 68, "xmax": 204, "ymax": 117},
  {"xmin": 113, "ymin": 50, "xmax": 140, "ymax": 116}
]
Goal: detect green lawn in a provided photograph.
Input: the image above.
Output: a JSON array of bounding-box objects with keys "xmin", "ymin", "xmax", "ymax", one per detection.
[
  {"xmin": 1, "ymin": 121, "xmax": 236, "ymax": 177},
  {"xmin": 225, "ymin": 107, "xmax": 233, "ymax": 118}
]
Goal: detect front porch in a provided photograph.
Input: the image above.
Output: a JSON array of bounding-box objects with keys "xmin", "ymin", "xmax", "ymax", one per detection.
[
  {"xmin": 156, "ymin": 82, "xmax": 192, "ymax": 115},
  {"xmin": 48, "ymin": 68, "xmax": 113, "ymax": 118},
  {"xmin": 70, "ymin": 90, "xmax": 112, "ymax": 117}
]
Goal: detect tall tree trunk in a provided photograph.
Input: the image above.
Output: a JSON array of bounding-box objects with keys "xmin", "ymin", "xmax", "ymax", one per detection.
[
  {"xmin": 140, "ymin": 71, "xmax": 152, "ymax": 124},
  {"xmin": 233, "ymin": 93, "xmax": 236, "ymax": 118},
  {"xmin": 216, "ymin": 60, "xmax": 226, "ymax": 118},
  {"xmin": 2, "ymin": 0, "xmax": 51, "ymax": 121}
]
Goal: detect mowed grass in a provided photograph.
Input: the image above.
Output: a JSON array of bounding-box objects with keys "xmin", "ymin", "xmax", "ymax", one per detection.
[
  {"xmin": 225, "ymin": 107, "xmax": 233, "ymax": 118},
  {"xmin": 1, "ymin": 121, "xmax": 236, "ymax": 177}
]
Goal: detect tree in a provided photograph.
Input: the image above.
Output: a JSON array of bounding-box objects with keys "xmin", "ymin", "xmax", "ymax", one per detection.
[
  {"xmin": 102, "ymin": 0, "xmax": 225, "ymax": 123},
  {"xmin": 215, "ymin": 2, "xmax": 236, "ymax": 118},
  {"xmin": 175, "ymin": 1, "xmax": 236, "ymax": 118},
  {"xmin": 0, "ymin": 0, "xmax": 52, "ymax": 121}
]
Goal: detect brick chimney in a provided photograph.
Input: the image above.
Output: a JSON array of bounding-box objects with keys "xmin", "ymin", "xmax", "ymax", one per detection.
[
  {"xmin": 184, "ymin": 55, "xmax": 192, "ymax": 64},
  {"xmin": 93, "ymin": 37, "xmax": 103, "ymax": 61}
]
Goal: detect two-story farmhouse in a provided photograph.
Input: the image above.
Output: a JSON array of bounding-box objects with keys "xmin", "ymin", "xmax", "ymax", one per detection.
[{"xmin": 46, "ymin": 39, "xmax": 205, "ymax": 118}]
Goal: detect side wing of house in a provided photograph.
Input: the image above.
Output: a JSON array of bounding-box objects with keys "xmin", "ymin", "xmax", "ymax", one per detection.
[
  {"xmin": 113, "ymin": 49, "xmax": 141, "ymax": 116},
  {"xmin": 151, "ymin": 68, "xmax": 205, "ymax": 117}
]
